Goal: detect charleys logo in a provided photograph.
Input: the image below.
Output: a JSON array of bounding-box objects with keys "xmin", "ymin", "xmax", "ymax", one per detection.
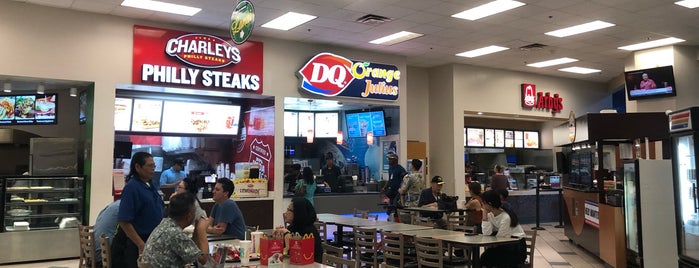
[
  {"xmin": 298, "ymin": 53, "xmax": 355, "ymax": 96},
  {"xmin": 298, "ymin": 52, "xmax": 400, "ymax": 100},
  {"xmin": 230, "ymin": 0, "xmax": 255, "ymax": 45},
  {"xmin": 165, "ymin": 34, "xmax": 241, "ymax": 68}
]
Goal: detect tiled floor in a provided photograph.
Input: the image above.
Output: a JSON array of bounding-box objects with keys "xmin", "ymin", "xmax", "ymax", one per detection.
[{"xmin": 2, "ymin": 222, "xmax": 607, "ymax": 268}]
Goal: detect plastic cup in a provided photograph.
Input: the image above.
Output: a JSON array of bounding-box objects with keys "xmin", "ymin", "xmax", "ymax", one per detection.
[
  {"xmin": 251, "ymin": 231, "xmax": 263, "ymax": 253},
  {"xmin": 239, "ymin": 240, "xmax": 252, "ymax": 265}
]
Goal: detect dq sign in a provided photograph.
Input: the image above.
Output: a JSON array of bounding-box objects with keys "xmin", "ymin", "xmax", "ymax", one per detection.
[
  {"xmin": 521, "ymin": 83, "xmax": 563, "ymax": 114},
  {"xmin": 297, "ymin": 52, "xmax": 400, "ymax": 101}
]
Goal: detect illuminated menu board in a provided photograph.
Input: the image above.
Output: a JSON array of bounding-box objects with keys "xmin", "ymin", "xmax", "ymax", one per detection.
[
  {"xmin": 466, "ymin": 128, "xmax": 484, "ymax": 147},
  {"xmin": 524, "ymin": 131, "xmax": 539, "ymax": 148},
  {"xmin": 284, "ymin": 111, "xmax": 299, "ymax": 137},
  {"xmin": 161, "ymin": 101, "xmax": 241, "ymax": 135},
  {"xmin": 298, "ymin": 112, "xmax": 314, "ymax": 137},
  {"xmin": 464, "ymin": 127, "xmax": 540, "ymax": 149},
  {"xmin": 114, "ymin": 98, "xmax": 133, "ymax": 131},
  {"xmin": 514, "ymin": 131, "xmax": 523, "ymax": 148},
  {"xmin": 131, "ymin": 99, "xmax": 162, "ymax": 132},
  {"xmin": 495, "ymin": 129, "xmax": 505, "ymax": 147},
  {"xmin": 346, "ymin": 111, "xmax": 386, "ymax": 137},
  {"xmin": 0, "ymin": 94, "xmax": 57, "ymax": 125},
  {"xmin": 485, "ymin": 129, "xmax": 494, "ymax": 147},
  {"xmin": 315, "ymin": 112, "xmax": 338, "ymax": 138},
  {"xmin": 505, "ymin": 130, "xmax": 514, "ymax": 148}
]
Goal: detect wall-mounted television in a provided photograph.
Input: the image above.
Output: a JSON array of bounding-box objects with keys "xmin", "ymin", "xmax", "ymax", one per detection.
[
  {"xmin": 346, "ymin": 110, "xmax": 386, "ymax": 138},
  {"xmin": 625, "ymin": 65, "xmax": 677, "ymax": 100},
  {"xmin": 161, "ymin": 101, "xmax": 241, "ymax": 135},
  {"xmin": 0, "ymin": 94, "xmax": 57, "ymax": 125}
]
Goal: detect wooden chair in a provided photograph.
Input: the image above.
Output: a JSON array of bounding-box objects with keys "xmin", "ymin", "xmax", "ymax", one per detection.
[
  {"xmin": 354, "ymin": 227, "xmax": 380, "ymax": 268},
  {"xmin": 78, "ymin": 224, "xmax": 96, "ymax": 268},
  {"xmin": 396, "ymin": 209, "xmax": 415, "ymax": 224},
  {"xmin": 382, "ymin": 232, "xmax": 406, "ymax": 268},
  {"xmin": 314, "ymin": 221, "xmax": 327, "ymax": 242},
  {"xmin": 323, "ymin": 252, "xmax": 357, "ymax": 268},
  {"xmin": 446, "ymin": 213, "xmax": 473, "ymax": 263},
  {"xmin": 322, "ymin": 242, "xmax": 345, "ymax": 258},
  {"xmin": 99, "ymin": 234, "xmax": 111, "ymax": 268},
  {"xmin": 414, "ymin": 236, "xmax": 444, "ymax": 268},
  {"xmin": 414, "ymin": 216, "xmax": 433, "ymax": 227},
  {"xmin": 522, "ymin": 230, "xmax": 537, "ymax": 268},
  {"xmin": 353, "ymin": 208, "xmax": 370, "ymax": 219}
]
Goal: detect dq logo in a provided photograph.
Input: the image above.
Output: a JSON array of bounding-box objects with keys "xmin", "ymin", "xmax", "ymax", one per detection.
[
  {"xmin": 522, "ymin": 83, "xmax": 536, "ymax": 107},
  {"xmin": 298, "ymin": 53, "xmax": 355, "ymax": 96}
]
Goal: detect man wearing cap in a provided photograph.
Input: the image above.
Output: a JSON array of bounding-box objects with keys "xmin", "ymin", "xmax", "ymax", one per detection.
[
  {"xmin": 320, "ymin": 152, "xmax": 341, "ymax": 192},
  {"xmin": 160, "ymin": 159, "xmax": 186, "ymax": 189},
  {"xmin": 384, "ymin": 153, "xmax": 407, "ymax": 207},
  {"xmin": 417, "ymin": 176, "xmax": 448, "ymax": 229}
]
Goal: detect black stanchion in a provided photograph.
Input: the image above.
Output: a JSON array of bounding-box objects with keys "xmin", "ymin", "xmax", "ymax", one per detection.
[
  {"xmin": 532, "ymin": 179, "xmax": 545, "ymax": 230},
  {"xmin": 555, "ymin": 188, "xmax": 564, "ymax": 228}
]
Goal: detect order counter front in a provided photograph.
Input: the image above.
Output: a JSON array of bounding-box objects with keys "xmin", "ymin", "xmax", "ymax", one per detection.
[{"xmin": 563, "ymin": 187, "xmax": 600, "ymax": 256}]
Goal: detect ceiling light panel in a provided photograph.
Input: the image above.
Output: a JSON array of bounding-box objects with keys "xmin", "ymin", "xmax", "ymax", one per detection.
[
  {"xmin": 675, "ymin": 0, "xmax": 699, "ymax": 8},
  {"xmin": 526, "ymin": 57, "xmax": 578, "ymax": 68},
  {"xmin": 452, "ymin": 0, "xmax": 526, "ymax": 21},
  {"xmin": 121, "ymin": 0, "xmax": 201, "ymax": 16},
  {"xmin": 617, "ymin": 37, "xmax": 686, "ymax": 51},
  {"xmin": 261, "ymin": 12, "xmax": 317, "ymax": 31},
  {"xmin": 369, "ymin": 31, "xmax": 424, "ymax": 45},
  {"xmin": 558, "ymin": 67, "xmax": 601, "ymax": 74},
  {"xmin": 456, "ymin": 45, "xmax": 509, "ymax": 58},
  {"xmin": 545, "ymin": 20, "xmax": 615, "ymax": 37}
]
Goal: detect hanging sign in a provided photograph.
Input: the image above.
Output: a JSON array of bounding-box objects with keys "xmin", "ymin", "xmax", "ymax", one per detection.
[
  {"xmin": 297, "ymin": 52, "xmax": 400, "ymax": 101},
  {"xmin": 521, "ymin": 83, "xmax": 563, "ymax": 114},
  {"xmin": 133, "ymin": 25, "xmax": 263, "ymax": 93}
]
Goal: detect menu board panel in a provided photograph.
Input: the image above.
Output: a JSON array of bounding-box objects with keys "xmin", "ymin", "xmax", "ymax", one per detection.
[
  {"xmin": 514, "ymin": 131, "xmax": 524, "ymax": 148},
  {"xmin": 34, "ymin": 95, "xmax": 56, "ymax": 123},
  {"xmin": 495, "ymin": 129, "xmax": 505, "ymax": 147},
  {"xmin": 114, "ymin": 98, "xmax": 133, "ymax": 131},
  {"xmin": 484, "ymin": 129, "xmax": 495, "ymax": 147},
  {"xmin": 298, "ymin": 112, "xmax": 314, "ymax": 137},
  {"xmin": 524, "ymin": 131, "xmax": 539, "ymax": 148},
  {"xmin": 0, "ymin": 96, "xmax": 16, "ymax": 122},
  {"xmin": 467, "ymin": 128, "xmax": 484, "ymax": 147},
  {"xmin": 14, "ymin": 95, "xmax": 36, "ymax": 122},
  {"xmin": 505, "ymin": 130, "xmax": 514, "ymax": 147},
  {"xmin": 315, "ymin": 112, "xmax": 338, "ymax": 138},
  {"xmin": 131, "ymin": 99, "xmax": 162, "ymax": 132},
  {"xmin": 370, "ymin": 111, "xmax": 386, "ymax": 136},
  {"xmin": 0, "ymin": 94, "xmax": 57, "ymax": 125},
  {"xmin": 161, "ymin": 101, "xmax": 241, "ymax": 135},
  {"xmin": 284, "ymin": 111, "xmax": 298, "ymax": 137}
]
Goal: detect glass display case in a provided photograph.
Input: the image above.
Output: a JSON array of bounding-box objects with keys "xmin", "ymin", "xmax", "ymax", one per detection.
[{"xmin": 2, "ymin": 176, "xmax": 84, "ymax": 232}]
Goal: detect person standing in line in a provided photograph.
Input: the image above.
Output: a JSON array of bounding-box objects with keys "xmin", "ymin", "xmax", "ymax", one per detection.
[
  {"xmin": 398, "ymin": 159, "xmax": 424, "ymax": 207},
  {"xmin": 480, "ymin": 190, "xmax": 527, "ymax": 267},
  {"xmin": 320, "ymin": 152, "xmax": 341, "ymax": 192},
  {"xmin": 417, "ymin": 176, "xmax": 448, "ymax": 229},
  {"xmin": 284, "ymin": 164, "xmax": 302, "ymax": 192},
  {"xmin": 296, "ymin": 167, "xmax": 317, "ymax": 205},
  {"xmin": 384, "ymin": 153, "xmax": 407, "ymax": 207},
  {"xmin": 94, "ymin": 199, "xmax": 120, "ymax": 266},
  {"xmin": 207, "ymin": 178, "xmax": 247, "ymax": 239},
  {"xmin": 489, "ymin": 164, "xmax": 509, "ymax": 191},
  {"xmin": 116, "ymin": 152, "xmax": 164, "ymax": 268},
  {"xmin": 160, "ymin": 158, "xmax": 186, "ymax": 189}
]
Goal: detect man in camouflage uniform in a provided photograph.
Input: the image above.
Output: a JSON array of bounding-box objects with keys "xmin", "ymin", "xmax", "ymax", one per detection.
[
  {"xmin": 397, "ymin": 159, "xmax": 425, "ymax": 223},
  {"xmin": 140, "ymin": 192, "xmax": 211, "ymax": 267}
]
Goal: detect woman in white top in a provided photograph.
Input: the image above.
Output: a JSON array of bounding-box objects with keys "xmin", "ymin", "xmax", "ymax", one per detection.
[{"xmin": 480, "ymin": 190, "xmax": 527, "ymax": 267}]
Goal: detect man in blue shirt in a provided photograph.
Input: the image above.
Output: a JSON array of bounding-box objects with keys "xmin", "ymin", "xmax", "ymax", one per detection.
[
  {"xmin": 160, "ymin": 159, "xmax": 186, "ymax": 188},
  {"xmin": 94, "ymin": 200, "xmax": 120, "ymax": 266},
  {"xmin": 207, "ymin": 178, "xmax": 246, "ymax": 239},
  {"xmin": 384, "ymin": 153, "xmax": 407, "ymax": 207}
]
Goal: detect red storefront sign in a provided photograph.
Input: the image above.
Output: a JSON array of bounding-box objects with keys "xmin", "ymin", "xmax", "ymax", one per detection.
[
  {"xmin": 521, "ymin": 83, "xmax": 563, "ymax": 114},
  {"xmin": 133, "ymin": 25, "xmax": 263, "ymax": 93}
]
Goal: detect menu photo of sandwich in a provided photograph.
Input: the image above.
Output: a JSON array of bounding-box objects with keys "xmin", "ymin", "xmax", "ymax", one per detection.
[{"xmin": 0, "ymin": 96, "xmax": 15, "ymax": 120}]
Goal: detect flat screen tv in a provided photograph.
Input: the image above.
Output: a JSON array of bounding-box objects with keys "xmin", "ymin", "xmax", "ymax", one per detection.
[
  {"xmin": 160, "ymin": 101, "xmax": 240, "ymax": 135},
  {"xmin": 345, "ymin": 110, "xmax": 386, "ymax": 138},
  {"xmin": 625, "ymin": 65, "xmax": 677, "ymax": 100},
  {"xmin": 0, "ymin": 94, "xmax": 57, "ymax": 125}
]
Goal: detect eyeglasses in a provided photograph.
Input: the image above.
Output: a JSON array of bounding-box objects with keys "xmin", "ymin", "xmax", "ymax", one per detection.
[{"xmin": 285, "ymin": 208, "xmax": 294, "ymax": 213}]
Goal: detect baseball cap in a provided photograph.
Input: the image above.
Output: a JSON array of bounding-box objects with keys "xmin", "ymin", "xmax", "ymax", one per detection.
[
  {"xmin": 325, "ymin": 152, "xmax": 334, "ymax": 160},
  {"xmin": 386, "ymin": 153, "xmax": 398, "ymax": 159},
  {"xmin": 431, "ymin": 176, "xmax": 445, "ymax": 185}
]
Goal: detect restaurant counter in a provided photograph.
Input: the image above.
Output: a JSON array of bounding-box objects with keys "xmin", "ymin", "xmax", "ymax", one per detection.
[
  {"xmin": 283, "ymin": 191, "xmax": 385, "ymax": 215},
  {"xmin": 465, "ymin": 188, "xmax": 562, "ymax": 224},
  {"xmin": 197, "ymin": 197, "xmax": 274, "ymax": 229}
]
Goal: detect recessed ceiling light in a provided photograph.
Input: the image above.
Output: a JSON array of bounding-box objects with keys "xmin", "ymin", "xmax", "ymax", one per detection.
[
  {"xmin": 456, "ymin": 45, "xmax": 509, "ymax": 58},
  {"xmin": 369, "ymin": 31, "xmax": 424, "ymax": 45},
  {"xmin": 617, "ymin": 37, "xmax": 686, "ymax": 51},
  {"xmin": 545, "ymin": 20, "xmax": 615, "ymax": 37},
  {"xmin": 121, "ymin": 0, "xmax": 201, "ymax": 16},
  {"xmin": 675, "ymin": 0, "xmax": 699, "ymax": 8},
  {"xmin": 558, "ymin": 67, "xmax": 601, "ymax": 74},
  {"xmin": 526, "ymin": 57, "xmax": 578, "ymax": 68},
  {"xmin": 477, "ymin": 112, "xmax": 484, "ymax": 115},
  {"xmin": 261, "ymin": 12, "xmax": 317, "ymax": 31},
  {"xmin": 452, "ymin": 0, "xmax": 526, "ymax": 21}
]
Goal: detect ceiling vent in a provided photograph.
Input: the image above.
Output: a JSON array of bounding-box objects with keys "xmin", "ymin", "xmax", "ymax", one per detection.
[
  {"xmin": 356, "ymin": 14, "xmax": 392, "ymax": 26},
  {"xmin": 519, "ymin": 43, "xmax": 547, "ymax": 51}
]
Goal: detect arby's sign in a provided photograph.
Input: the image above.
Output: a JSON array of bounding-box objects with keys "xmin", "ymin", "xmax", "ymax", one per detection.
[
  {"xmin": 132, "ymin": 25, "xmax": 263, "ymax": 93},
  {"xmin": 521, "ymin": 83, "xmax": 563, "ymax": 114}
]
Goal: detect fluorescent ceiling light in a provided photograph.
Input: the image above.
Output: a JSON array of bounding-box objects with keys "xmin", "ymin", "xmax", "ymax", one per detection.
[
  {"xmin": 675, "ymin": 0, "xmax": 699, "ymax": 8},
  {"xmin": 261, "ymin": 12, "xmax": 317, "ymax": 31},
  {"xmin": 558, "ymin": 67, "xmax": 601, "ymax": 74},
  {"xmin": 121, "ymin": 0, "xmax": 201, "ymax": 16},
  {"xmin": 545, "ymin": 20, "xmax": 615, "ymax": 37},
  {"xmin": 456, "ymin": 45, "xmax": 509, "ymax": 58},
  {"xmin": 617, "ymin": 37, "xmax": 685, "ymax": 51},
  {"xmin": 452, "ymin": 0, "xmax": 526, "ymax": 21},
  {"xmin": 526, "ymin": 57, "xmax": 578, "ymax": 68},
  {"xmin": 369, "ymin": 31, "xmax": 424, "ymax": 45}
]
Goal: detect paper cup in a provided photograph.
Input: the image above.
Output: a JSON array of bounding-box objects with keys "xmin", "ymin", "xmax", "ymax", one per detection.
[
  {"xmin": 239, "ymin": 240, "xmax": 252, "ymax": 265},
  {"xmin": 251, "ymin": 231, "xmax": 263, "ymax": 253}
]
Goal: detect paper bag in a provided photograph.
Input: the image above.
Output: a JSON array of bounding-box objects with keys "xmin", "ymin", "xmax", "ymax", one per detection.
[
  {"xmin": 289, "ymin": 233, "xmax": 315, "ymax": 265},
  {"xmin": 259, "ymin": 236, "xmax": 284, "ymax": 265}
]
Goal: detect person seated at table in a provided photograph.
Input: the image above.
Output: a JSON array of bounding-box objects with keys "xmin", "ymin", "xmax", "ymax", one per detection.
[
  {"xmin": 171, "ymin": 177, "xmax": 207, "ymax": 225},
  {"xmin": 272, "ymin": 197, "xmax": 323, "ymax": 263},
  {"xmin": 496, "ymin": 188, "xmax": 513, "ymax": 211},
  {"xmin": 207, "ymin": 178, "xmax": 247, "ymax": 239},
  {"xmin": 480, "ymin": 190, "xmax": 526, "ymax": 267},
  {"xmin": 417, "ymin": 176, "xmax": 448, "ymax": 229},
  {"xmin": 464, "ymin": 181, "xmax": 483, "ymax": 234},
  {"xmin": 140, "ymin": 192, "xmax": 211, "ymax": 267}
]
